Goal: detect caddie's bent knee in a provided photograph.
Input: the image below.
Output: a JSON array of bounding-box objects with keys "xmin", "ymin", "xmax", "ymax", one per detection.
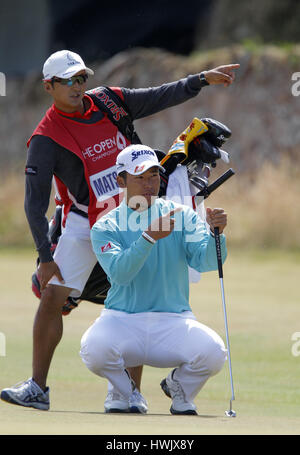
[{"xmin": 39, "ymin": 285, "xmax": 68, "ymax": 312}]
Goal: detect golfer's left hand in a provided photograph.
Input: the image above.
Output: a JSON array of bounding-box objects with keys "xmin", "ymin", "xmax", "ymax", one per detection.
[
  {"xmin": 206, "ymin": 208, "xmax": 227, "ymax": 234},
  {"xmin": 202, "ymin": 63, "xmax": 240, "ymax": 87}
]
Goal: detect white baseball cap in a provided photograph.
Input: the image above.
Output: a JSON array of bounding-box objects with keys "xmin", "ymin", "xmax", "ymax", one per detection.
[
  {"xmin": 116, "ymin": 144, "xmax": 165, "ymax": 175},
  {"xmin": 43, "ymin": 50, "xmax": 94, "ymax": 80}
]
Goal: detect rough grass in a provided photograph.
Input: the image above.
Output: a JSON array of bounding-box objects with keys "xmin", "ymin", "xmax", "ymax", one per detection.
[
  {"xmin": 0, "ymin": 172, "xmax": 56, "ymax": 247},
  {"xmin": 1, "ymin": 159, "xmax": 299, "ymax": 250},
  {"xmin": 200, "ymin": 158, "xmax": 300, "ymax": 250}
]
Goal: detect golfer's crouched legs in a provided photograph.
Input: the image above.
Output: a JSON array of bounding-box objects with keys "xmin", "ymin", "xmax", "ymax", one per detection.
[
  {"xmin": 190, "ymin": 336, "xmax": 226, "ymax": 378},
  {"xmin": 80, "ymin": 315, "xmax": 135, "ymax": 398},
  {"xmin": 175, "ymin": 320, "xmax": 227, "ymax": 401},
  {"xmin": 80, "ymin": 321, "xmax": 115, "ymax": 376},
  {"xmin": 198, "ymin": 332, "xmax": 227, "ymax": 377}
]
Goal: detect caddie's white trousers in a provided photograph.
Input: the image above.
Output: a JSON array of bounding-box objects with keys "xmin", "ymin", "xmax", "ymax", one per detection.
[
  {"xmin": 48, "ymin": 212, "xmax": 97, "ymax": 297},
  {"xmin": 80, "ymin": 309, "xmax": 227, "ymax": 402}
]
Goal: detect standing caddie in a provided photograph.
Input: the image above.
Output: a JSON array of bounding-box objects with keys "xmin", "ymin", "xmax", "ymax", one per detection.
[{"xmin": 80, "ymin": 144, "xmax": 228, "ymax": 415}]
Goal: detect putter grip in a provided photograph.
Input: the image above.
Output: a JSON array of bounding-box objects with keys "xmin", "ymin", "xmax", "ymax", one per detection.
[{"xmin": 214, "ymin": 227, "xmax": 223, "ymax": 278}]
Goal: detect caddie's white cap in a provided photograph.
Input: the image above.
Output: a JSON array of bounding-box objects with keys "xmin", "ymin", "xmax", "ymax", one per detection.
[
  {"xmin": 116, "ymin": 144, "xmax": 165, "ymax": 175},
  {"xmin": 42, "ymin": 50, "xmax": 94, "ymax": 80}
]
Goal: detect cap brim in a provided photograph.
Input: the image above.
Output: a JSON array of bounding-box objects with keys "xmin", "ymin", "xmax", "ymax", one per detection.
[{"xmin": 57, "ymin": 65, "xmax": 94, "ymax": 78}]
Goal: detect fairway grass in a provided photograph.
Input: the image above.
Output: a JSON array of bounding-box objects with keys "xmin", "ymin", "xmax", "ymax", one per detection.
[{"xmin": 0, "ymin": 248, "xmax": 299, "ymax": 435}]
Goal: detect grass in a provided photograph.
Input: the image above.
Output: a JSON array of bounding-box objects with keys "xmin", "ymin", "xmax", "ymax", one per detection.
[{"xmin": 0, "ymin": 247, "xmax": 300, "ymax": 435}]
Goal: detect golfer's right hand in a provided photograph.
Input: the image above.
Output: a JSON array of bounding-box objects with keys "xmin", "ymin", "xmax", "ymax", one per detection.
[
  {"xmin": 206, "ymin": 207, "xmax": 227, "ymax": 234},
  {"xmin": 145, "ymin": 207, "xmax": 182, "ymax": 241},
  {"xmin": 38, "ymin": 261, "xmax": 65, "ymax": 291}
]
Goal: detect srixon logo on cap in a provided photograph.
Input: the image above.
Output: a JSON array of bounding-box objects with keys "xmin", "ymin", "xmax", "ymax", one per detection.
[
  {"xmin": 66, "ymin": 52, "xmax": 81, "ymax": 66},
  {"xmin": 131, "ymin": 149, "xmax": 155, "ymax": 161}
]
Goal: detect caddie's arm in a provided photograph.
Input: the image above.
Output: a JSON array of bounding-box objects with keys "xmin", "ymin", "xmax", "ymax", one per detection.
[
  {"xmin": 202, "ymin": 64, "xmax": 240, "ymax": 87},
  {"xmin": 122, "ymin": 63, "xmax": 239, "ymax": 120},
  {"xmin": 25, "ymin": 136, "xmax": 55, "ymax": 263},
  {"xmin": 25, "ymin": 136, "xmax": 65, "ymax": 289},
  {"xmin": 121, "ymin": 75, "xmax": 205, "ymax": 120}
]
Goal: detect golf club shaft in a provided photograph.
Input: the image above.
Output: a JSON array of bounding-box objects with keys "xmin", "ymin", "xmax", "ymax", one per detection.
[
  {"xmin": 204, "ymin": 168, "xmax": 235, "ymax": 198},
  {"xmin": 195, "ymin": 168, "xmax": 235, "ymax": 198},
  {"xmin": 219, "ymin": 277, "xmax": 235, "ymax": 402},
  {"xmin": 214, "ymin": 227, "xmax": 235, "ymax": 403}
]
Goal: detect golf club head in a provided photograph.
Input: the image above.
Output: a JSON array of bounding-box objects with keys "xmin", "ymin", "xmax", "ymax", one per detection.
[{"xmin": 225, "ymin": 409, "xmax": 236, "ymax": 418}]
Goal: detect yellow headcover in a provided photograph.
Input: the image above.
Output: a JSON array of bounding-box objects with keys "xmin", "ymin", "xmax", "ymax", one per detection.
[{"xmin": 160, "ymin": 117, "xmax": 208, "ymax": 166}]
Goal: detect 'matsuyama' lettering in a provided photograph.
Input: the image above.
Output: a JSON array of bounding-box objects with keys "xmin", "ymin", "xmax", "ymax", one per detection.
[{"xmin": 92, "ymin": 171, "xmax": 118, "ymax": 198}]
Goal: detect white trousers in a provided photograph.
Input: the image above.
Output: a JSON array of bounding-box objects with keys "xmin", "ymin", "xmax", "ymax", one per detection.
[
  {"xmin": 80, "ymin": 309, "xmax": 227, "ymax": 402},
  {"xmin": 48, "ymin": 212, "xmax": 97, "ymax": 297}
]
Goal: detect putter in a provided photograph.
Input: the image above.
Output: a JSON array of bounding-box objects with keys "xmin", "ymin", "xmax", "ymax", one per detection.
[{"xmin": 214, "ymin": 226, "xmax": 236, "ymax": 418}]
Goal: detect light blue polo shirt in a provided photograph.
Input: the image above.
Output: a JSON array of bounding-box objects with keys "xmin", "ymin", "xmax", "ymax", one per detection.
[{"xmin": 90, "ymin": 198, "xmax": 227, "ymax": 314}]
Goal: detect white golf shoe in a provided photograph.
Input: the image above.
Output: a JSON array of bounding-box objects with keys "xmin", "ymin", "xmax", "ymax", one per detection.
[
  {"xmin": 104, "ymin": 390, "xmax": 130, "ymax": 413},
  {"xmin": 105, "ymin": 371, "xmax": 147, "ymax": 414},
  {"xmin": 161, "ymin": 369, "xmax": 197, "ymax": 415},
  {"xmin": 129, "ymin": 388, "xmax": 148, "ymax": 414},
  {"xmin": 0, "ymin": 378, "xmax": 50, "ymax": 410},
  {"xmin": 104, "ymin": 387, "xmax": 148, "ymax": 414}
]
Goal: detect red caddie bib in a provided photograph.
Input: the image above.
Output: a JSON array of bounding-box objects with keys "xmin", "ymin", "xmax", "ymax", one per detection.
[{"xmin": 27, "ymin": 91, "xmax": 130, "ymax": 227}]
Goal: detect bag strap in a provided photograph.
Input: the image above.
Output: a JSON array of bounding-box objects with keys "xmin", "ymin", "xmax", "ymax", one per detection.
[{"xmin": 87, "ymin": 86, "xmax": 142, "ymax": 144}]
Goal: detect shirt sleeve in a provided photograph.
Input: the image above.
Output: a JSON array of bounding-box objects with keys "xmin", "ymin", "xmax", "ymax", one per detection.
[
  {"xmin": 24, "ymin": 135, "xmax": 56, "ymax": 262},
  {"xmin": 121, "ymin": 74, "xmax": 203, "ymax": 120},
  {"xmin": 90, "ymin": 221, "xmax": 154, "ymax": 286},
  {"xmin": 181, "ymin": 207, "xmax": 227, "ymax": 272}
]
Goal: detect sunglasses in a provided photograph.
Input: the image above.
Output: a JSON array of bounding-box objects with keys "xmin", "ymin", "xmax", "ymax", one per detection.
[{"xmin": 51, "ymin": 74, "xmax": 88, "ymax": 86}]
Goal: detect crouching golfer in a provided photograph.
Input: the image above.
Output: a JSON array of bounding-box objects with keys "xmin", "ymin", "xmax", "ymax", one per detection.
[{"xmin": 80, "ymin": 144, "xmax": 228, "ymax": 415}]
